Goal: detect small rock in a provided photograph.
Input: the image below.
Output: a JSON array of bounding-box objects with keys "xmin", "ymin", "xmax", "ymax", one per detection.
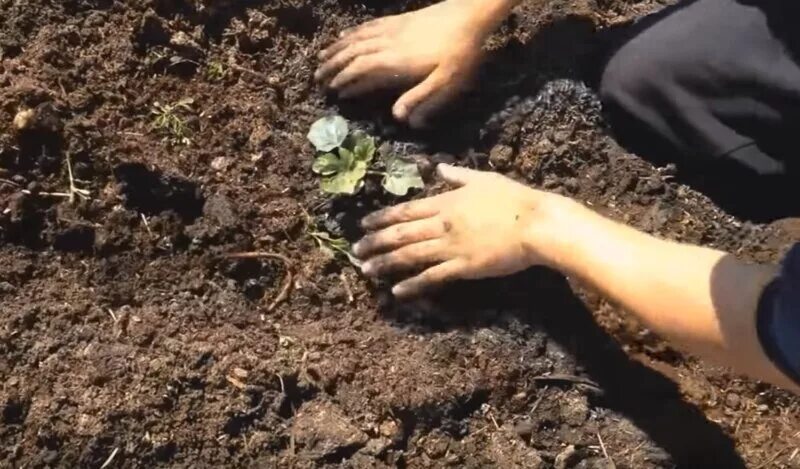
[
  {"xmin": 292, "ymin": 401, "xmax": 368, "ymax": 459},
  {"xmin": 725, "ymin": 392, "xmax": 740, "ymax": 410},
  {"xmin": 12, "ymin": 108, "xmax": 35, "ymax": 130},
  {"xmin": 12, "ymin": 102, "xmax": 61, "ymax": 133},
  {"xmin": 489, "ymin": 144, "xmax": 515, "ymax": 169},
  {"xmin": 423, "ymin": 434, "xmax": 449, "ymax": 459},
  {"xmin": 555, "ymin": 445, "xmax": 580, "ymax": 469},
  {"xmin": 210, "ymin": 156, "xmax": 232, "ymax": 171},
  {"xmin": 379, "ymin": 420, "xmax": 399, "ymax": 439}
]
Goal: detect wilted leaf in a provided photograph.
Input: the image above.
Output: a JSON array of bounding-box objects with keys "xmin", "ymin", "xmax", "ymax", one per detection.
[
  {"xmin": 308, "ymin": 116, "xmax": 349, "ymax": 152},
  {"xmin": 321, "ymin": 160, "xmax": 367, "ymax": 195},
  {"xmin": 311, "ymin": 153, "xmax": 343, "ymax": 176},
  {"xmin": 383, "ymin": 157, "xmax": 424, "ymax": 196},
  {"xmin": 310, "ymin": 231, "xmax": 362, "ymax": 267}
]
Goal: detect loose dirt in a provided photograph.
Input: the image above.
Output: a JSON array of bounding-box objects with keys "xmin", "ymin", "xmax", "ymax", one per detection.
[{"xmin": 1, "ymin": 0, "xmax": 798, "ymax": 467}]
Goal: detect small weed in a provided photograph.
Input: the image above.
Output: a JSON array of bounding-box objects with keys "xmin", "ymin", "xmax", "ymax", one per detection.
[
  {"xmin": 206, "ymin": 61, "xmax": 227, "ymax": 81},
  {"xmin": 151, "ymin": 98, "xmax": 194, "ymax": 146},
  {"xmin": 302, "ymin": 209, "xmax": 361, "ymax": 266}
]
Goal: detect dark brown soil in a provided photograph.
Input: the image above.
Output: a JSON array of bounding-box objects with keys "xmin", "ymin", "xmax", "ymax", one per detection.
[{"xmin": 1, "ymin": 0, "xmax": 799, "ymax": 468}]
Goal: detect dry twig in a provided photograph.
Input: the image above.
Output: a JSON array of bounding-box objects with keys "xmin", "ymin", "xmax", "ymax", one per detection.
[
  {"xmin": 99, "ymin": 447, "xmax": 119, "ymax": 469},
  {"xmin": 597, "ymin": 432, "xmax": 616, "ymax": 469}
]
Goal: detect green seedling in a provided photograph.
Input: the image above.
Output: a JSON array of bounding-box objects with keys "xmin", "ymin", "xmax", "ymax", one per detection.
[
  {"xmin": 151, "ymin": 98, "xmax": 194, "ymax": 146},
  {"xmin": 307, "ymin": 115, "xmax": 424, "ymax": 196},
  {"xmin": 302, "ymin": 209, "xmax": 361, "ymax": 266},
  {"xmin": 206, "ymin": 61, "xmax": 227, "ymax": 81}
]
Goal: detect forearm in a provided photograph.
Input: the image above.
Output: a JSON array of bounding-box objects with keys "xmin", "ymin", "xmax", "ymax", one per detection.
[
  {"xmin": 458, "ymin": 0, "xmax": 522, "ymax": 37},
  {"xmin": 534, "ymin": 200, "xmax": 797, "ymax": 390}
]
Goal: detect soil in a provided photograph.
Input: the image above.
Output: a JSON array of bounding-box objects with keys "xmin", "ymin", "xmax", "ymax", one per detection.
[{"xmin": 1, "ymin": 0, "xmax": 799, "ymax": 468}]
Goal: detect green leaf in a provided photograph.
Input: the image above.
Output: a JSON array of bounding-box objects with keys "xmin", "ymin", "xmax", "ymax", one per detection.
[
  {"xmin": 353, "ymin": 134, "xmax": 376, "ymax": 163},
  {"xmin": 307, "ymin": 116, "xmax": 349, "ymax": 152},
  {"xmin": 338, "ymin": 147, "xmax": 355, "ymax": 169},
  {"xmin": 383, "ymin": 157, "xmax": 424, "ymax": 196},
  {"xmin": 320, "ymin": 160, "xmax": 367, "ymax": 195},
  {"xmin": 311, "ymin": 153, "xmax": 343, "ymax": 176}
]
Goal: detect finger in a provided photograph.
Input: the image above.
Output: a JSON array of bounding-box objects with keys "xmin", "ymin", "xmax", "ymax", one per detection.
[
  {"xmin": 361, "ymin": 240, "xmax": 447, "ymax": 277},
  {"xmin": 407, "ymin": 77, "xmax": 466, "ymax": 128},
  {"xmin": 391, "ymin": 260, "xmax": 465, "ymax": 299},
  {"xmin": 339, "ymin": 70, "xmax": 409, "ymax": 98},
  {"xmin": 318, "ymin": 19, "xmax": 385, "ymax": 60},
  {"xmin": 353, "ymin": 217, "xmax": 446, "ymax": 258},
  {"xmin": 436, "ymin": 164, "xmax": 483, "ymax": 187},
  {"xmin": 329, "ymin": 55, "xmax": 386, "ymax": 90},
  {"xmin": 392, "ymin": 66, "xmax": 462, "ymax": 124},
  {"xmin": 361, "ymin": 196, "xmax": 442, "ymax": 231},
  {"xmin": 338, "ymin": 76, "xmax": 387, "ymax": 98},
  {"xmin": 315, "ymin": 39, "xmax": 386, "ymax": 83}
]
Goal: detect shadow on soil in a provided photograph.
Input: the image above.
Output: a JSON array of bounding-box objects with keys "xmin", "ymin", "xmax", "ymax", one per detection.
[{"xmin": 383, "ymin": 268, "xmax": 747, "ymax": 468}]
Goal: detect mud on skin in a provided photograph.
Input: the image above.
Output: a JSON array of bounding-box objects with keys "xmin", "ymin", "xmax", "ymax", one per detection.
[{"xmin": 0, "ymin": 0, "xmax": 798, "ymax": 467}]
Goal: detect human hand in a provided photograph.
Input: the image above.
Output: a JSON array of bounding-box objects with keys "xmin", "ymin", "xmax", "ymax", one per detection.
[
  {"xmin": 314, "ymin": 0, "xmax": 489, "ymax": 128},
  {"xmin": 354, "ymin": 164, "xmax": 570, "ymax": 298}
]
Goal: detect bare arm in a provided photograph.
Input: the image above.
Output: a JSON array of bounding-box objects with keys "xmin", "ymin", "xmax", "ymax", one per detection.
[
  {"xmin": 355, "ymin": 165, "xmax": 799, "ymax": 392},
  {"xmin": 539, "ymin": 200, "xmax": 798, "ymax": 391}
]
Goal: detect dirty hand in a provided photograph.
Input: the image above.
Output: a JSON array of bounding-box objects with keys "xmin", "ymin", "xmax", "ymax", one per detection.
[
  {"xmin": 354, "ymin": 164, "xmax": 570, "ymax": 298},
  {"xmin": 314, "ymin": 0, "xmax": 492, "ymax": 128}
]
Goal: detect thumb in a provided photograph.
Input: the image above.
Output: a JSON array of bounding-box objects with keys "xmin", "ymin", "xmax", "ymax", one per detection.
[
  {"xmin": 393, "ymin": 66, "xmax": 462, "ymax": 128},
  {"xmin": 437, "ymin": 164, "xmax": 482, "ymax": 187}
]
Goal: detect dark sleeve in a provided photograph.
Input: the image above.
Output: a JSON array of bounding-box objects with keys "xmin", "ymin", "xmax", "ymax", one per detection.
[{"xmin": 756, "ymin": 244, "xmax": 800, "ymax": 385}]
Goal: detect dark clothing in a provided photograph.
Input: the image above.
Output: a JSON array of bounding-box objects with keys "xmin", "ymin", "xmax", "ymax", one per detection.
[
  {"xmin": 600, "ymin": 0, "xmax": 800, "ymax": 176},
  {"xmin": 598, "ymin": 0, "xmax": 800, "ymax": 383},
  {"xmin": 757, "ymin": 246, "xmax": 800, "ymax": 384}
]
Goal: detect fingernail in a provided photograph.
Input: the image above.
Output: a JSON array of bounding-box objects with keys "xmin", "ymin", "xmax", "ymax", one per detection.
[
  {"xmin": 391, "ymin": 284, "xmax": 406, "ymax": 297},
  {"xmin": 352, "ymin": 242, "xmax": 362, "ymax": 256},
  {"xmin": 361, "ymin": 261, "xmax": 373, "ymax": 275},
  {"xmin": 393, "ymin": 104, "xmax": 408, "ymax": 120}
]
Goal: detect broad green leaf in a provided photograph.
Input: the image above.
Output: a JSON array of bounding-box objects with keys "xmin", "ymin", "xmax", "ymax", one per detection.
[
  {"xmin": 353, "ymin": 134, "xmax": 376, "ymax": 163},
  {"xmin": 311, "ymin": 153, "xmax": 343, "ymax": 176},
  {"xmin": 383, "ymin": 157, "xmax": 424, "ymax": 196},
  {"xmin": 307, "ymin": 116, "xmax": 349, "ymax": 152},
  {"xmin": 338, "ymin": 147, "xmax": 355, "ymax": 169},
  {"xmin": 320, "ymin": 160, "xmax": 367, "ymax": 195}
]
